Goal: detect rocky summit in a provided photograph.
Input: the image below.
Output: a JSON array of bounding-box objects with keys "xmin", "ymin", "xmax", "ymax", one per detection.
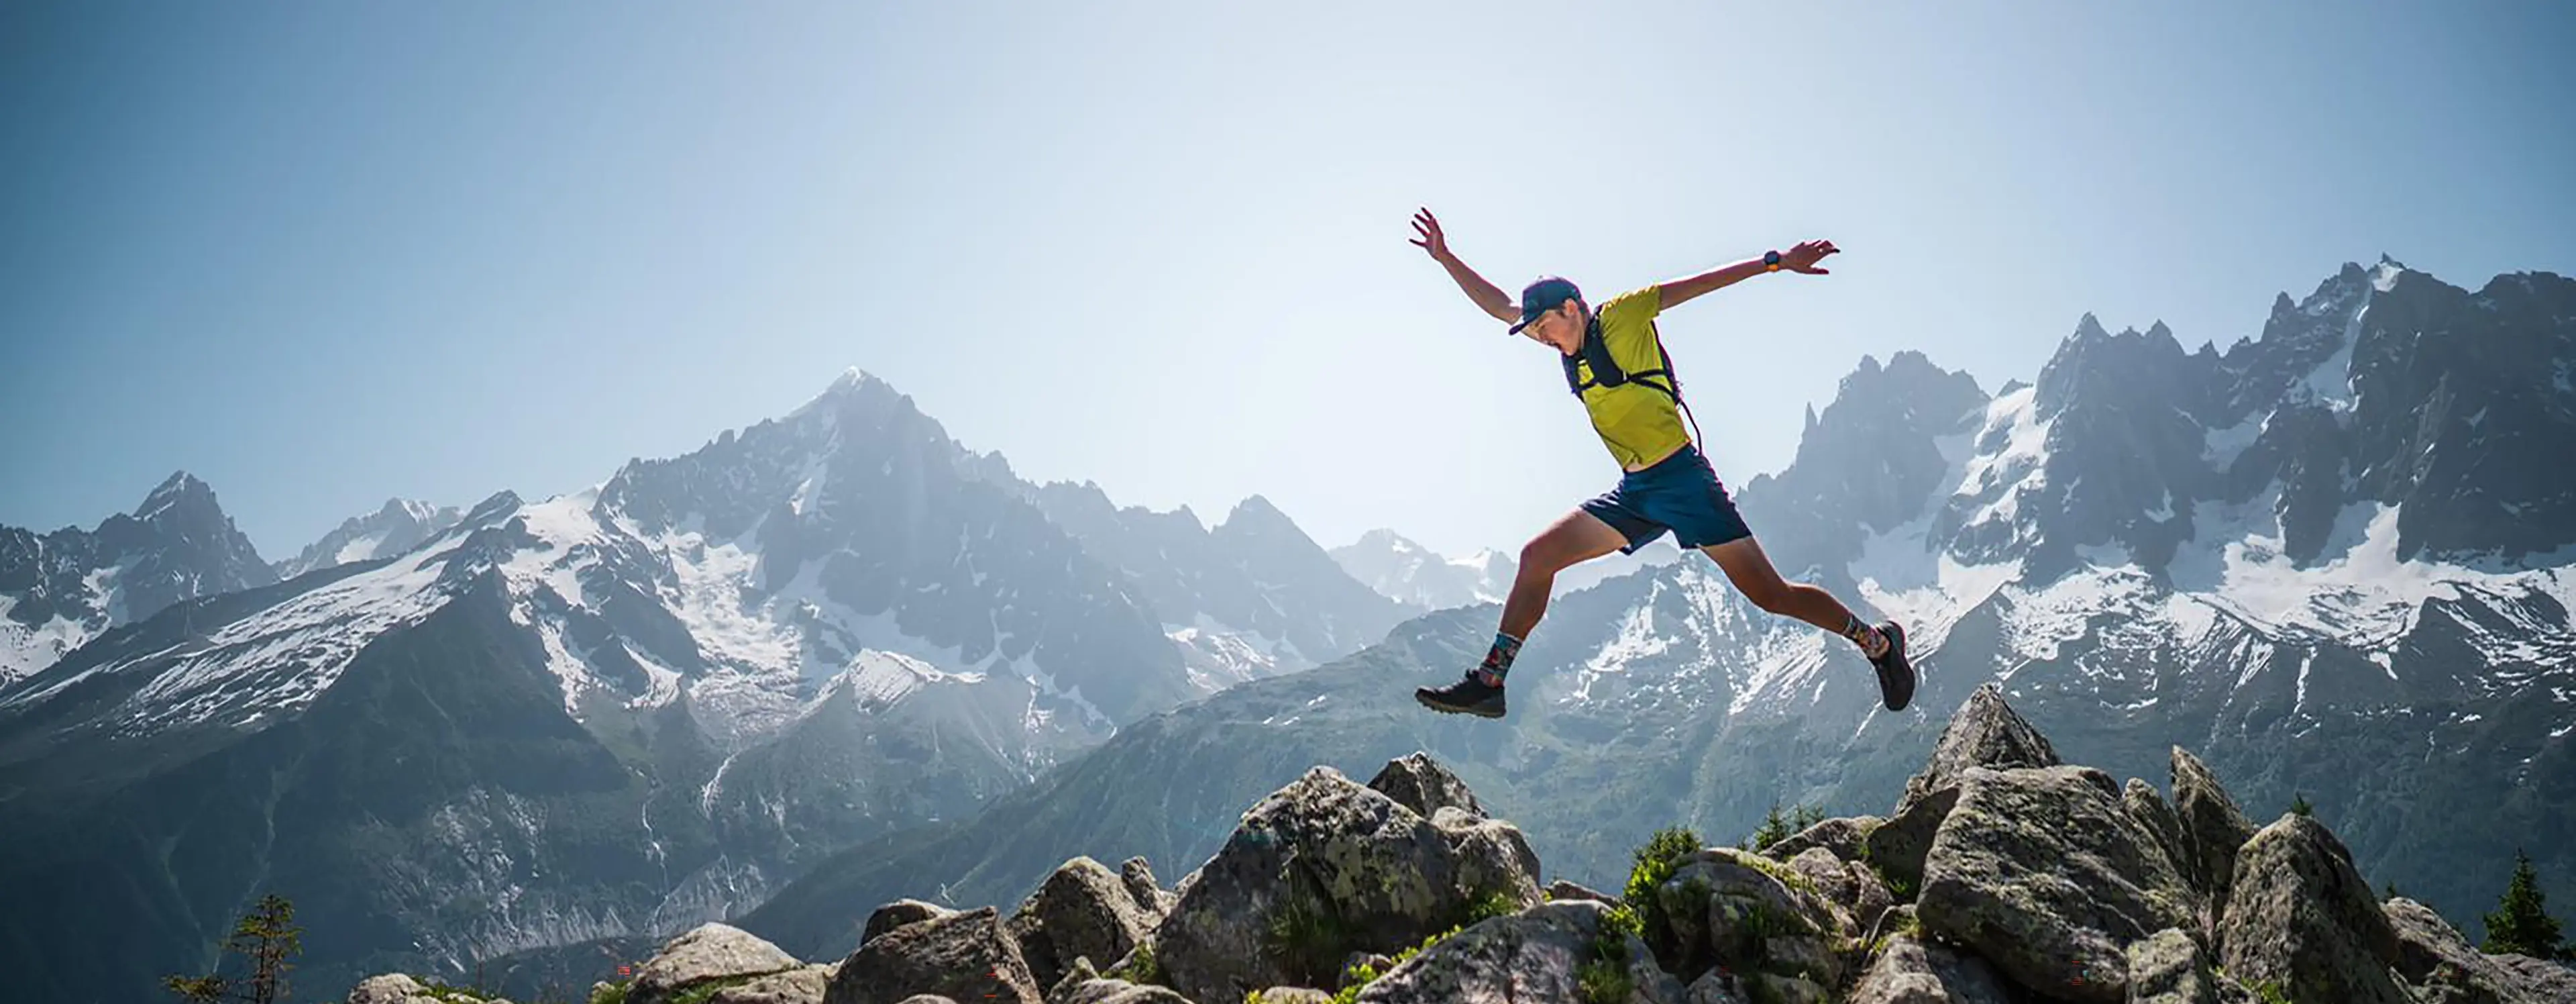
[{"xmin": 335, "ymin": 685, "xmax": 2576, "ymax": 1004}]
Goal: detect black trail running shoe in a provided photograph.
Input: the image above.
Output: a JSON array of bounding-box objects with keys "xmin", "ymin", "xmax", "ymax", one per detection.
[
  {"xmin": 1415, "ymin": 670, "xmax": 1508, "ymax": 719},
  {"xmin": 1870, "ymin": 621, "xmax": 1916, "ymax": 711}
]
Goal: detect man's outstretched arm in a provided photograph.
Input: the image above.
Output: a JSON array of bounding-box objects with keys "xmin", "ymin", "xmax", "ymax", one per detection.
[
  {"xmin": 1656, "ymin": 239, "xmax": 1839, "ymax": 312},
  {"xmin": 1411, "ymin": 207, "xmax": 1518, "ymax": 324}
]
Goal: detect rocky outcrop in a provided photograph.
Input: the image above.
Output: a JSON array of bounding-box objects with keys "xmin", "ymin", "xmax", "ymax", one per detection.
[
  {"xmin": 825, "ymin": 907, "xmax": 1043, "ymax": 1004},
  {"xmin": 1343, "ymin": 900, "xmax": 1681, "ymax": 1003},
  {"xmin": 1914, "ymin": 765, "xmax": 2197, "ymax": 1003},
  {"xmin": 1148, "ymin": 764, "xmax": 1543, "ymax": 1003},
  {"xmin": 2171, "ymin": 747, "xmax": 2257, "ymax": 928},
  {"xmin": 632, "ymin": 924, "xmax": 806, "ymax": 1004},
  {"xmin": 1006, "ymin": 857, "xmax": 1161, "ymax": 989},
  {"xmin": 2216, "ymin": 814, "xmax": 2406, "ymax": 1004},
  {"xmin": 1844, "ymin": 933, "xmax": 2013, "ymax": 1004},
  {"xmin": 333, "ymin": 694, "xmax": 2535, "ymax": 1004}
]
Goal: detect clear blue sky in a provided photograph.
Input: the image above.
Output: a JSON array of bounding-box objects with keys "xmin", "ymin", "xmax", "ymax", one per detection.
[{"xmin": 5, "ymin": 1, "xmax": 2571, "ymax": 560}]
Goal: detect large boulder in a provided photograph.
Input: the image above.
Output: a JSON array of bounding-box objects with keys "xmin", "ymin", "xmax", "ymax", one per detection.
[
  {"xmin": 633, "ymin": 924, "xmax": 805, "ymax": 1004},
  {"xmin": 1007, "ymin": 856, "xmax": 1161, "ymax": 989},
  {"xmin": 1047, "ymin": 979, "xmax": 1191, "ymax": 1004},
  {"xmin": 2123, "ymin": 778, "xmax": 2191, "ymax": 880},
  {"xmin": 2214, "ymin": 814, "xmax": 2407, "ymax": 1004},
  {"xmin": 1913, "ymin": 766, "xmax": 2196, "ymax": 1004},
  {"xmin": 2170, "ymin": 747, "xmax": 2256, "ymax": 927},
  {"xmin": 1892, "ymin": 683, "xmax": 2059, "ymax": 819},
  {"xmin": 1843, "ymin": 933, "xmax": 2013, "ymax": 1004},
  {"xmin": 1150, "ymin": 764, "xmax": 1542, "ymax": 1004},
  {"xmin": 1652, "ymin": 847, "xmax": 1847, "ymax": 990},
  {"xmin": 1349, "ymin": 900, "xmax": 1683, "ymax": 1003},
  {"xmin": 705, "ymin": 966, "xmax": 835, "ymax": 1004},
  {"xmin": 1869, "ymin": 685, "xmax": 2059, "ymax": 899},
  {"xmin": 1119, "ymin": 857, "xmax": 1177, "ymax": 919},
  {"xmin": 346, "ymin": 975, "xmax": 470, "ymax": 1004},
  {"xmin": 2383, "ymin": 896, "xmax": 2576, "ymax": 1003},
  {"xmin": 1862, "ymin": 786, "xmax": 1956, "ymax": 901},
  {"xmin": 826, "ymin": 906, "xmax": 1044, "ymax": 1004},
  {"xmin": 2127, "ymin": 927, "xmax": 2219, "ymax": 1004},
  {"xmin": 864, "ymin": 900, "xmax": 959, "ymax": 947},
  {"xmin": 1762, "ymin": 816, "xmax": 1882, "ymax": 864},
  {"xmin": 1367, "ymin": 751, "xmax": 1486, "ymax": 820},
  {"xmin": 1546, "ymin": 880, "xmax": 1616, "ymax": 905}
]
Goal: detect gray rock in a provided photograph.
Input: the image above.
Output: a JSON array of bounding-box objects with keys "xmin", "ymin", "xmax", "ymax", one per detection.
[
  {"xmin": 2170, "ymin": 747, "xmax": 2256, "ymax": 930},
  {"xmin": 1049, "ymin": 979, "xmax": 1191, "ymax": 1004},
  {"xmin": 1681, "ymin": 972, "xmax": 1750, "ymax": 1004},
  {"xmin": 1862, "ymin": 785, "xmax": 1957, "ymax": 903},
  {"xmin": 347, "ymin": 975, "xmax": 440, "ymax": 1004},
  {"xmin": 1846, "ymin": 860, "xmax": 1897, "ymax": 937},
  {"xmin": 710, "ymin": 965, "xmax": 835, "ymax": 1004},
  {"xmin": 1150, "ymin": 765, "xmax": 1542, "ymax": 1003},
  {"xmin": 1545, "ymin": 880, "xmax": 1616, "ymax": 905},
  {"xmin": 2383, "ymin": 896, "xmax": 2576, "ymax": 1004},
  {"xmin": 2489, "ymin": 955, "xmax": 2576, "ymax": 1003},
  {"xmin": 2215, "ymin": 814, "xmax": 2407, "ymax": 1004},
  {"xmin": 863, "ymin": 899, "xmax": 959, "ymax": 947},
  {"xmin": 1008, "ymin": 856, "xmax": 1161, "ymax": 989},
  {"xmin": 1762, "ymin": 815, "xmax": 1882, "ymax": 864},
  {"xmin": 1844, "ymin": 933, "xmax": 2013, "ymax": 1004},
  {"xmin": 2123, "ymin": 778, "xmax": 2191, "ymax": 881},
  {"xmin": 1252, "ymin": 989, "xmax": 1336, "ymax": 1004},
  {"xmin": 1340, "ymin": 952, "xmax": 1396, "ymax": 990},
  {"xmin": 1366, "ymin": 751, "xmax": 1486, "ymax": 820},
  {"xmin": 826, "ymin": 906, "xmax": 1043, "ymax": 1004},
  {"xmin": 1655, "ymin": 847, "xmax": 1846, "ymax": 987},
  {"xmin": 1119, "ymin": 857, "xmax": 1177, "ymax": 918},
  {"xmin": 1913, "ymin": 766, "xmax": 2196, "ymax": 1004},
  {"xmin": 634, "ymin": 924, "xmax": 804, "ymax": 1004},
  {"xmin": 1348, "ymin": 899, "xmax": 1684, "ymax": 1003},
  {"xmin": 894, "ymin": 997, "xmax": 957, "ymax": 1004},
  {"xmin": 1786, "ymin": 847, "xmax": 1858, "ymax": 917},
  {"xmin": 2127, "ymin": 927, "xmax": 2217, "ymax": 1004},
  {"xmin": 1045, "ymin": 956, "xmax": 1100, "ymax": 1004},
  {"xmin": 1891, "ymin": 683, "xmax": 2059, "ymax": 820}
]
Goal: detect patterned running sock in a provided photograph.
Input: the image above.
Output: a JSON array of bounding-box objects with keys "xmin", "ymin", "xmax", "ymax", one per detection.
[
  {"xmin": 1841, "ymin": 615, "xmax": 1890, "ymax": 659},
  {"xmin": 1477, "ymin": 631, "xmax": 1525, "ymax": 686}
]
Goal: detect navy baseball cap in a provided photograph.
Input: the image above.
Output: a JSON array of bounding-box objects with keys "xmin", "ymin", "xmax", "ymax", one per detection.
[{"xmin": 1508, "ymin": 276, "xmax": 1582, "ymax": 334}]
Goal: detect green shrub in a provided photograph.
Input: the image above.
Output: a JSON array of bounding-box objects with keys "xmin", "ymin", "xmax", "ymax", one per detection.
[{"xmin": 1623, "ymin": 826, "xmax": 1705, "ymax": 958}]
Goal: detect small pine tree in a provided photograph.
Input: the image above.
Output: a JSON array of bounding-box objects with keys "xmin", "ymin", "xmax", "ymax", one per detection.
[
  {"xmin": 2481, "ymin": 849, "xmax": 2569, "ymax": 960},
  {"xmin": 2290, "ymin": 792, "xmax": 2314, "ymax": 817},
  {"xmin": 163, "ymin": 894, "xmax": 302, "ymax": 1004}
]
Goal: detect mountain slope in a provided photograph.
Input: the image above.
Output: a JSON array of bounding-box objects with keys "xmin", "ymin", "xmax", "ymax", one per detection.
[{"xmin": 0, "ymin": 472, "xmax": 278, "ymax": 683}]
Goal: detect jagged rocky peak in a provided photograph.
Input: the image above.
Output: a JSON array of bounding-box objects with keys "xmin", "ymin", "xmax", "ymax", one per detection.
[{"xmin": 132, "ymin": 470, "xmax": 220, "ymax": 523}]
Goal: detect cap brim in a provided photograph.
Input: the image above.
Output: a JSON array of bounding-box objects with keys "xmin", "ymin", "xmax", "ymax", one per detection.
[{"xmin": 1507, "ymin": 317, "xmax": 1535, "ymax": 335}]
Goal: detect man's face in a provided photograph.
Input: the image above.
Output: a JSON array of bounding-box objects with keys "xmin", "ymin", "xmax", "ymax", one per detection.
[{"xmin": 1519, "ymin": 301, "xmax": 1578, "ymax": 350}]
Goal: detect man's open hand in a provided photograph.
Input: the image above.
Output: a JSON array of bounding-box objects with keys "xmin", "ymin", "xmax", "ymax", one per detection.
[
  {"xmin": 1782, "ymin": 239, "xmax": 1839, "ymax": 274},
  {"xmin": 1409, "ymin": 207, "xmax": 1452, "ymax": 261}
]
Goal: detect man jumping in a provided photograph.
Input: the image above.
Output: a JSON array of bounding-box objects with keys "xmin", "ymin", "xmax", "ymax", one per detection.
[{"xmin": 1406, "ymin": 207, "xmax": 1915, "ymax": 719}]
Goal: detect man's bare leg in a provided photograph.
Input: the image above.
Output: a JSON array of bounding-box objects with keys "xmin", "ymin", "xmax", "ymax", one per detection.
[
  {"xmin": 1701, "ymin": 536, "xmax": 1916, "ymax": 709},
  {"xmin": 1417, "ymin": 509, "xmax": 1627, "ymax": 717}
]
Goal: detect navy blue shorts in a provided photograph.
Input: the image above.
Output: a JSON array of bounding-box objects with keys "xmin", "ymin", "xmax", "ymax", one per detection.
[{"xmin": 1579, "ymin": 443, "xmax": 1754, "ymax": 554}]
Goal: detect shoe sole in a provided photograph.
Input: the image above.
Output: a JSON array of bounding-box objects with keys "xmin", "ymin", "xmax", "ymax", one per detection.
[
  {"xmin": 1875, "ymin": 623, "xmax": 1915, "ymax": 712},
  {"xmin": 1414, "ymin": 691, "xmax": 1507, "ymax": 719}
]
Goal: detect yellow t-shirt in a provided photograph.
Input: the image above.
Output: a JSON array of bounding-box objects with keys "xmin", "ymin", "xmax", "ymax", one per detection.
[{"xmin": 1572, "ymin": 284, "xmax": 1691, "ymax": 469}]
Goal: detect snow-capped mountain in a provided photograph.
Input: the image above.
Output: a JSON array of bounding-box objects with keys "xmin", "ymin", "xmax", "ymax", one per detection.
[
  {"xmin": 0, "ymin": 472, "xmax": 278, "ymax": 683},
  {"xmin": 1329, "ymin": 528, "xmax": 1686, "ymax": 612},
  {"xmin": 1019, "ymin": 484, "xmax": 1409, "ymax": 689},
  {"xmin": 744, "ymin": 259, "xmax": 2576, "ymax": 964},
  {"xmin": 1329, "ymin": 529, "xmax": 1514, "ymax": 609},
  {"xmin": 0, "ymin": 369, "xmax": 1405, "ymax": 1003},
  {"xmin": 275, "ymin": 497, "xmax": 463, "ymax": 579}
]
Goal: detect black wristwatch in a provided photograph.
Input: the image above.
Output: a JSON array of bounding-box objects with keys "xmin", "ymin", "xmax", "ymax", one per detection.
[{"xmin": 1764, "ymin": 249, "xmax": 1783, "ymax": 272}]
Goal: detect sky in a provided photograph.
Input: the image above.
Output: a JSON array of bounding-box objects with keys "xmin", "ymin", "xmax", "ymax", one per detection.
[{"xmin": 4, "ymin": 1, "xmax": 2573, "ymax": 561}]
